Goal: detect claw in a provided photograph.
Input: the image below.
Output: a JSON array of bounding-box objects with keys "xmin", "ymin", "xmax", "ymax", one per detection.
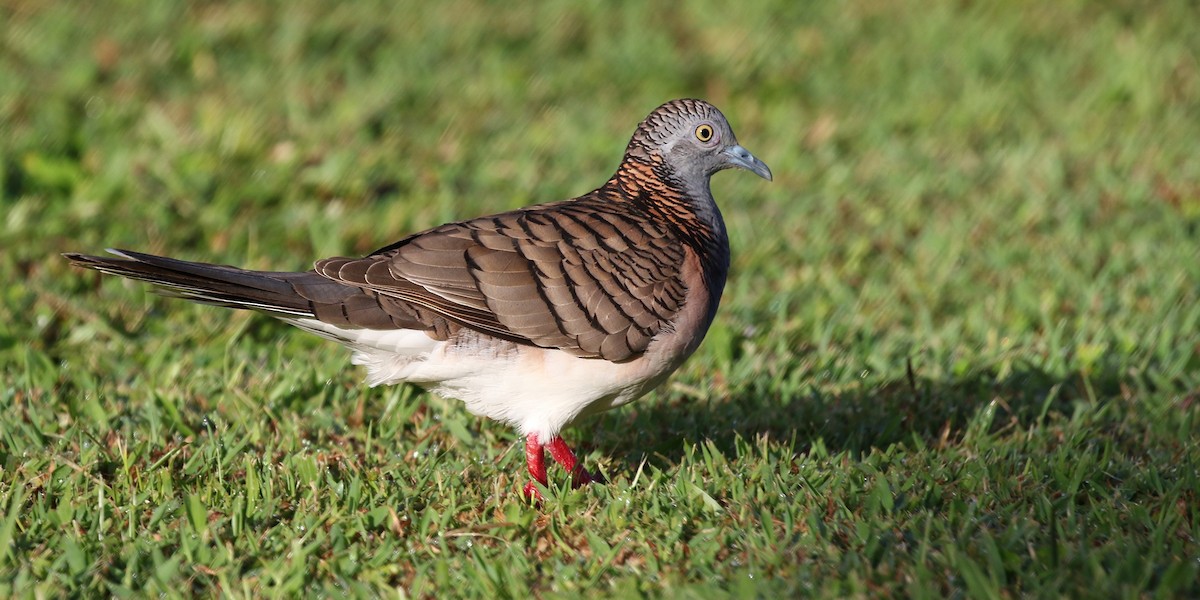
[{"xmin": 522, "ymin": 480, "xmax": 545, "ymax": 504}]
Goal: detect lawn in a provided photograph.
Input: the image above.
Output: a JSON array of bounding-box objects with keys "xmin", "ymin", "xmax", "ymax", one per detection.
[{"xmin": 2, "ymin": 0, "xmax": 1198, "ymax": 597}]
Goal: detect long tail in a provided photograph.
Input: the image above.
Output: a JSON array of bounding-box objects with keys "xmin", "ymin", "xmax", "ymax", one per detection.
[{"xmin": 63, "ymin": 249, "xmax": 350, "ymax": 317}]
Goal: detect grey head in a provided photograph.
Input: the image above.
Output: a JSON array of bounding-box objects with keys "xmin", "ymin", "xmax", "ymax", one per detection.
[{"xmin": 624, "ymin": 98, "xmax": 773, "ymax": 186}]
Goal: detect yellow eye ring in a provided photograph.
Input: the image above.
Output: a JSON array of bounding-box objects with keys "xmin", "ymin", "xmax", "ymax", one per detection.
[{"xmin": 695, "ymin": 124, "xmax": 714, "ymax": 143}]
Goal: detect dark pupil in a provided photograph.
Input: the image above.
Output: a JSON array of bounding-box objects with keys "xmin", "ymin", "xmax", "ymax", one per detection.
[{"xmin": 699, "ymin": 127, "xmax": 710, "ymax": 140}]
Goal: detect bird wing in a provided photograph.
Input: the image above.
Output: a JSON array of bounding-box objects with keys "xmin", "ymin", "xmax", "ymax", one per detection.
[{"xmin": 314, "ymin": 201, "xmax": 688, "ymax": 361}]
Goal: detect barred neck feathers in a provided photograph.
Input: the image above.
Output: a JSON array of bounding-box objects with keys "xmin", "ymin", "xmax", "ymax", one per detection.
[{"xmin": 603, "ymin": 156, "xmax": 730, "ymax": 286}]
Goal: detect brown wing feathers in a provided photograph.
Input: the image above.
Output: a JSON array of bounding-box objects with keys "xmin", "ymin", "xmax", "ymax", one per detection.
[
  {"xmin": 66, "ymin": 196, "xmax": 695, "ymax": 362},
  {"xmin": 314, "ymin": 199, "xmax": 688, "ymax": 361}
]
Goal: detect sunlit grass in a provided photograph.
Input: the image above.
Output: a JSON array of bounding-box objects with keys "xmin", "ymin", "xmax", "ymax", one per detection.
[{"xmin": 2, "ymin": 0, "xmax": 1198, "ymax": 596}]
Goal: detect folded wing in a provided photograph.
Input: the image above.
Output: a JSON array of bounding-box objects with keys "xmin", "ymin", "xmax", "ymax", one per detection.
[{"xmin": 316, "ymin": 202, "xmax": 688, "ymax": 361}]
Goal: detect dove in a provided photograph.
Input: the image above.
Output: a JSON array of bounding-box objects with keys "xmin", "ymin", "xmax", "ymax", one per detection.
[{"xmin": 65, "ymin": 98, "xmax": 772, "ymax": 500}]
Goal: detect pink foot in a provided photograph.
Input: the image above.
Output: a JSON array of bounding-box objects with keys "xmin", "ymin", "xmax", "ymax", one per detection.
[
  {"xmin": 546, "ymin": 436, "xmax": 605, "ymax": 488},
  {"xmin": 523, "ymin": 435, "xmax": 548, "ymax": 502},
  {"xmin": 521, "ymin": 433, "xmax": 603, "ymax": 499}
]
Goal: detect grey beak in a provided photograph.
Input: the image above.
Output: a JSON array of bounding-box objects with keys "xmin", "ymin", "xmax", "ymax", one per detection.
[{"xmin": 724, "ymin": 145, "xmax": 773, "ymax": 181}]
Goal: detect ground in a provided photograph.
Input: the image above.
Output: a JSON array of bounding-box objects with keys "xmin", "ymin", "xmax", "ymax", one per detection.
[{"xmin": 1, "ymin": 0, "xmax": 1198, "ymax": 597}]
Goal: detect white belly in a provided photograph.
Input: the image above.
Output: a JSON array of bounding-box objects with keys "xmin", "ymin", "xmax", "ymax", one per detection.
[{"xmin": 283, "ymin": 318, "xmax": 697, "ymax": 441}]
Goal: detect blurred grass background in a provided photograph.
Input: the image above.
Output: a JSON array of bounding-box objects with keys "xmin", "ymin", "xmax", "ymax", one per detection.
[{"xmin": 2, "ymin": 0, "xmax": 1198, "ymax": 597}]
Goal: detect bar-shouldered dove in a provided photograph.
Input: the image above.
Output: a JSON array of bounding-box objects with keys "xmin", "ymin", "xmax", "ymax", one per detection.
[{"xmin": 65, "ymin": 98, "xmax": 772, "ymax": 500}]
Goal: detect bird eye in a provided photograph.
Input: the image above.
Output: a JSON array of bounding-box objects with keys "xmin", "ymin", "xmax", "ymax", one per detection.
[{"xmin": 694, "ymin": 124, "xmax": 714, "ymax": 143}]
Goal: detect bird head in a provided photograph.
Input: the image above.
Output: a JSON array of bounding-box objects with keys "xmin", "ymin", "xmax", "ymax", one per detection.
[{"xmin": 627, "ymin": 98, "xmax": 773, "ymax": 183}]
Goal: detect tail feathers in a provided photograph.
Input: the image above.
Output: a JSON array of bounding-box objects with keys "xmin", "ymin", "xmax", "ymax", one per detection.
[{"xmin": 64, "ymin": 249, "xmax": 322, "ymax": 317}]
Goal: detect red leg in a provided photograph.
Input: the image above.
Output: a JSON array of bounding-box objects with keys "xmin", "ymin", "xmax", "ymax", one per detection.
[
  {"xmin": 546, "ymin": 436, "xmax": 604, "ymax": 488},
  {"xmin": 523, "ymin": 434, "xmax": 547, "ymax": 501}
]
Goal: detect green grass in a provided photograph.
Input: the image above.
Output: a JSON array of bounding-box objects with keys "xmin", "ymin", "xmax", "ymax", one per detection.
[{"xmin": 3, "ymin": 0, "xmax": 1199, "ymax": 596}]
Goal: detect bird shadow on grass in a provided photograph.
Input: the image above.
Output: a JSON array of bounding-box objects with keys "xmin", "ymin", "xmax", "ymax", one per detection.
[{"xmin": 582, "ymin": 356, "xmax": 1141, "ymax": 474}]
